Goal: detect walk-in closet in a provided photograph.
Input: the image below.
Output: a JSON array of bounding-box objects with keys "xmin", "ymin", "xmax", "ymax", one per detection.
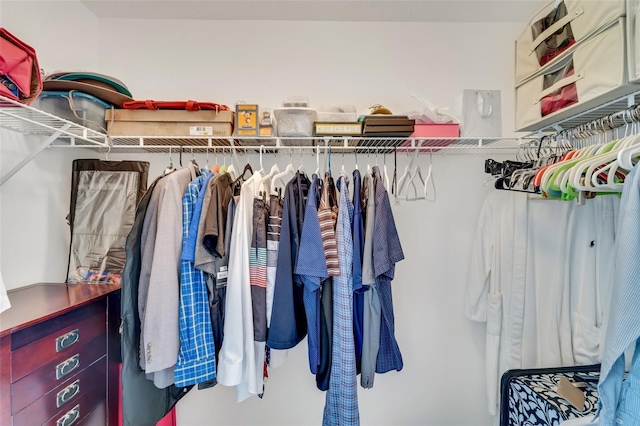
[{"xmin": 1, "ymin": 1, "xmax": 640, "ymax": 425}]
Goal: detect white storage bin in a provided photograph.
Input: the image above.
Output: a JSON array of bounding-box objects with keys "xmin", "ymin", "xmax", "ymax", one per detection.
[
  {"xmin": 516, "ymin": 19, "xmax": 631, "ymax": 132},
  {"xmin": 273, "ymin": 107, "xmax": 317, "ymax": 140},
  {"xmin": 33, "ymin": 91, "xmax": 110, "ymax": 132},
  {"xmin": 628, "ymin": 0, "xmax": 640, "ymax": 82},
  {"xmin": 515, "ymin": 0, "xmax": 625, "ymax": 86},
  {"xmin": 317, "ymin": 105, "xmax": 358, "ymax": 122}
]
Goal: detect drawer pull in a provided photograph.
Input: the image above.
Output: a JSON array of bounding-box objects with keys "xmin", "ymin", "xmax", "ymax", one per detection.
[
  {"xmin": 56, "ymin": 379, "xmax": 80, "ymax": 408},
  {"xmin": 56, "ymin": 404, "xmax": 80, "ymax": 426},
  {"xmin": 56, "ymin": 329, "xmax": 80, "ymax": 352},
  {"xmin": 56, "ymin": 354, "xmax": 80, "ymax": 380}
]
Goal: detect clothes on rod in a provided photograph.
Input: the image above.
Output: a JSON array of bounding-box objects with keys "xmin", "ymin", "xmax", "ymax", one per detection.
[
  {"xmin": 121, "ymin": 175, "xmax": 191, "ymax": 426},
  {"xmin": 597, "ymin": 162, "xmax": 640, "ymax": 426},
  {"xmin": 174, "ymin": 171, "xmax": 216, "ymax": 387},
  {"xmin": 323, "ymin": 174, "xmax": 359, "ymax": 426},
  {"xmin": 123, "ymin": 156, "xmax": 405, "ymax": 424},
  {"xmin": 139, "ymin": 165, "xmax": 197, "ymax": 389}
]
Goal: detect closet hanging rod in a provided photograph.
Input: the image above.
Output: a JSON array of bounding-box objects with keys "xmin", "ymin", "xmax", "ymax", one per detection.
[{"xmin": 542, "ymin": 102, "xmax": 640, "ymax": 142}]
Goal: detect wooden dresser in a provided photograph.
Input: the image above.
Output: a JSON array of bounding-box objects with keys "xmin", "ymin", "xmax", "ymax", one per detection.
[{"xmin": 0, "ymin": 283, "xmax": 121, "ymax": 426}]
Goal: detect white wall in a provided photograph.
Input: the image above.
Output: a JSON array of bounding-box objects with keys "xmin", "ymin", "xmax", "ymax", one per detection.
[
  {"xmin": 0, "ymin": 5, "xmax": 527, "ymax": 425},
  {"xmin": 0, "ymin": 0, "xmax": 99, "ymax": 287}
]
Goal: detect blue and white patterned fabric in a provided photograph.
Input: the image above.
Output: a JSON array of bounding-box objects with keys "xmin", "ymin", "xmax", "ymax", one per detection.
[
  {"xmin": 175, "ymin": 173, "xmax": 217, "ymax": 387},
  {"xmin": 323, "ymin": 175, "xmax": 359, "ymax": 426},
  {"xmin": 295, "ymin": 175, "xmax": 327, "ymax": 374},
  {"xmin": 505, "ymin": 369, "xmax": 600, "ymax": 425},
  {"xmin": 598, "ymin": 163, "xmax": 640, "ymax": 425},
  {"xmin": 371, "ymin": 166, "xmax": 405, "ymax": 374}
]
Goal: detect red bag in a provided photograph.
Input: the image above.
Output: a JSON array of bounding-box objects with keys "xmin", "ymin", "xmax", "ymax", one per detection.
[
  {"xmin": 123, "ymin": 99, "xmax": 230, "ymax": 111},
  {"xmin": 0, "ymin": 28, "xmax": 42, "ymax": 104}
]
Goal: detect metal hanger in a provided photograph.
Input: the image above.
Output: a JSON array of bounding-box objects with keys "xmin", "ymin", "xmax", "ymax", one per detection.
[{"xmin": 164, "ymin": 146, "xmax": 175, "ymax": 175}]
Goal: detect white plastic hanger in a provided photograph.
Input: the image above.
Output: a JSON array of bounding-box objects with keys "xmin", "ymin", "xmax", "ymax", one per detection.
[
  {"xmin": 226, "ymin": 145, "xmax": 237, "ymax": 179},
  {"xmin": 396, "ymin": 149, "xmax": 418, "ymax": 201},
  {"xmin": 297, "ymin": 147, "xmax": 307, "ymax": 174},
  {"xmin": 425, "ymin": 150, "xmax": 436, "ymax": 202},
  {"xmin": 260, "ymin": 149, "xmax": 280, "ymax": 194},
  {"xmin": 271, "ymin": 149, "xmax": 295, "ymax": 194},
  {"xmin": 257, "ymin": 145, "xmax": 265, "ymax": 174},
  {"xmin": 202, "ymin": 148, "xmax": 211, "ymax": 173},
  {"xmin": 618, "ymin": 134, "xmax": 640, "ymax": 170},
  {"xmin": 403, "ymin": 151, "xmax": 426, "ymax": 201},
  {"xmin": 220, "ymin": 148, "xmax": 228, "ymax": 174},
  {"xmin": 315, "ymin": 145, "xmax": 321, "ymax": 175},
  {"xmin": 383, "ymin": 152, "xmax": 390, "ymax": 190}
]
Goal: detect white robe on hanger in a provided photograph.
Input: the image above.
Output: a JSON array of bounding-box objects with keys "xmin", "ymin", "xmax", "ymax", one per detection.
[{"xmin": 466, "ymin": 191, "xmax": 618, "ymax": 415}]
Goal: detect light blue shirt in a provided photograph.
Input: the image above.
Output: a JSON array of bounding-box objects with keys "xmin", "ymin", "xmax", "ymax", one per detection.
[{"xmin": 598, "ymin": 163, "xmax": 640, "ymax": 425}]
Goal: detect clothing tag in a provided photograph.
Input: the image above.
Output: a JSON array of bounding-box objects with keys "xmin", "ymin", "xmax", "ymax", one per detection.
[
  {"xmin": 216, "ymin": 266, "xmax": 228, "ymax": 287},
  {"xmin": 557, "ymin": 377, "xmax": 585, "ymax": 410},
  {"xmin": 190, "ymin": 126, "xmax": 214, "ymax": 136}
]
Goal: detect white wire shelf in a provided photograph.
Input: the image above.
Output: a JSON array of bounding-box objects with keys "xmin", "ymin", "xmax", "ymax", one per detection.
[{"xmin": 0, "ymin": 95, "xmax": 526, "ymax": 156}]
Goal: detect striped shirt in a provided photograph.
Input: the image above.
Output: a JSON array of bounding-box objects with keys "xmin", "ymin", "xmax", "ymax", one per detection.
[
  {"xmin": 266, "ymin": 194, "xmax": 284, "ymax": 327},
  {"xmin": 319, "ymin": 174, "xmax": 340, "ymax": 276}
]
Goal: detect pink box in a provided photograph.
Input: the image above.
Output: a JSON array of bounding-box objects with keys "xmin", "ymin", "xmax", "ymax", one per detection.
[
  {"xmin": 397, "ymin": 123, "xmax": 460, "ymax": 152},
  {"xmin": 410, "ymin": 123, "xmax": 460, "ymax": 138}
]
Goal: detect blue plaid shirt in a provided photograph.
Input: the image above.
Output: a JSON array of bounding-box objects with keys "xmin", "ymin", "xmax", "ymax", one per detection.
[
  {"xmin": 175, "ymin": 172, "xmax": 217, "ymax": 387},
  {"xmin": 372, "ymin": 166, "xmax": 405, "ymax": 374},
  {"xmin": 323, "ymin": 175, "xmax": 359, "ymax": 426}
]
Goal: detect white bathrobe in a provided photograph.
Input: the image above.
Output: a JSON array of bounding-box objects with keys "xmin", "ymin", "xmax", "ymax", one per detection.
[{"xmin": 466, "ymin": 191, "xmax": 618, "ymax": 415}]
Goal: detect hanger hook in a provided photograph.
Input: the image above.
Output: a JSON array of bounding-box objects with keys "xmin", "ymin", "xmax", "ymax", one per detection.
[{"xmin": 260, "ymin": 145, "xmax": 264, "ymax": 170}]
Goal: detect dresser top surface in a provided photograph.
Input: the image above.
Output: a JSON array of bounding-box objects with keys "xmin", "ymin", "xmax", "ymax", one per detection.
[{"xmin": 0, "ymin": 283, "xmax": 120, "ymax": 337}]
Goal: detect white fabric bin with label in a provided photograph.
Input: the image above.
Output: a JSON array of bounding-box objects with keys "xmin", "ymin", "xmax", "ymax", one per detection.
[
  {"xmin": 516, "ymin": 19, "xmax": 631, "ymax": 132},
  {"xmin": 515, "ymin": 0, "xmax": 625, "ymax": 86},
  {"xmin": 628, "ymin": 0, "xmax": 640, "ymax": 82}
]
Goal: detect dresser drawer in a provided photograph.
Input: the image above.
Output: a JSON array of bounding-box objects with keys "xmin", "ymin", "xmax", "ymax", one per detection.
[
  {"xmin": 12, "ymin": 334, "xmax": 106, "ymax": 413},
  {"xmin": 12, "ymin": 306, "xmax": 106, "ymax": 382},
  {"xmin": 77, "ymin": 401, "xmax": 106, "ymax": 426},
  {"xmin": 12, "ymin": 357, "xmax": 106, "ymax": 421},
  {"xmin": 41, "ymin": 380, "xmax": 106, "ymax": 426}
]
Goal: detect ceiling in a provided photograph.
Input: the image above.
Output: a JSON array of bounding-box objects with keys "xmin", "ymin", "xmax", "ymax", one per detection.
[{"xmin": 79, "ymin": 0, "xmax": 548, "ymax": 22}]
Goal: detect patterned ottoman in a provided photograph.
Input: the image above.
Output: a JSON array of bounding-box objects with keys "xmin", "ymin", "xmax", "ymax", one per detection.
[{"xmin": 500, "ymin": 365, "xmax": 601, "ymax": 426}]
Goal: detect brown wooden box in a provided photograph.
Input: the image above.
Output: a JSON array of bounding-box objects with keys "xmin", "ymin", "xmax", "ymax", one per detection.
[{"xmin": 105, "ymin": 109, "xmax": 234, "ymax": 137}]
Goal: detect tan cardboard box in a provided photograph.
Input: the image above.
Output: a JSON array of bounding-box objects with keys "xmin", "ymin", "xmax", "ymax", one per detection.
[{"xmin": 105, "ymin": 109, "xmax": 234, "ymax": 137}]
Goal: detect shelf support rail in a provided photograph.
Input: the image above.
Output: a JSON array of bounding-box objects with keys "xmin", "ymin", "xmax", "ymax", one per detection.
[{"xmin": 1, "ymin": 124, "xmax": 70, "ymax": 186}]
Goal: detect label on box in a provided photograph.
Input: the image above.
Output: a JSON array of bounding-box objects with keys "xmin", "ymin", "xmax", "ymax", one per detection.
[
  {"xmin": 314, "ymin": 122, "xmax": 362, "ymax": 136},
  {"xmin": 190, "ymin": 126, "xmax": 214, "ymax": 136}
]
